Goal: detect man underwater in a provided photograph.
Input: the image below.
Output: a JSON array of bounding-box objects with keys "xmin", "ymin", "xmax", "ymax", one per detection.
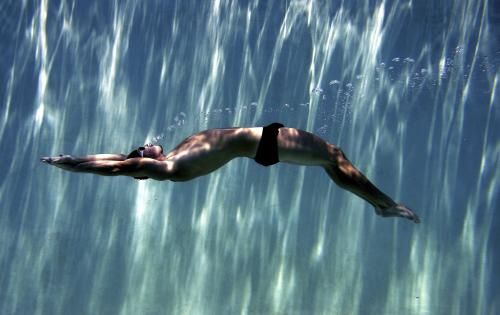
[{"xmin": 41, "ymin": 123, "xmax": 420, "ymax": 223}]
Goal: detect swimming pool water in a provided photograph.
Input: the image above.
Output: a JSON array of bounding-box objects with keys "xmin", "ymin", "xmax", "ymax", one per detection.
[{"xmin": 0, "ymin": 1, "xmax": 498, "ymax": 314}]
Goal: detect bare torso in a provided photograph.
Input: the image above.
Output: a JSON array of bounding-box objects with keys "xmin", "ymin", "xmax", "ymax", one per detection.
[
  {"xmin": 163, "ymin": 127, "xmax": 333, "ymax": 181},
  {"xmin": 163, "ymin": 128, "xmax": 257, "ymax": 180}
]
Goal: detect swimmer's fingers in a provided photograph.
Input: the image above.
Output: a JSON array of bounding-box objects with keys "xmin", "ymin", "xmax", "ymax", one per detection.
[
  {"xmin": 40, "ymin": 155, "xmax": 77, "ymax": 169},
  {"xmin": 40, "ymin": 157, "xmax": 52, "ymax": 163},
  {"xmin": 40, "ymin": 154, "xmax": 64, "ymax": 164},
  {"xmin": 40, "ymin": 156, "xmax": 56, "ymax": 164}
]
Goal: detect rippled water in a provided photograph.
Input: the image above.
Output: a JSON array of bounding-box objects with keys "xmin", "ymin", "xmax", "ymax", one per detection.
[{"xmin": 1, "ymin": 0, "xmax": 498, "ymax": 314}]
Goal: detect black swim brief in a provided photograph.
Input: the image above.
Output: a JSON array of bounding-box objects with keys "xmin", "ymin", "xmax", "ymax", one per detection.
[{"xmin": 254, "ymin": 122, "xmax": 284, "ymax": 166}]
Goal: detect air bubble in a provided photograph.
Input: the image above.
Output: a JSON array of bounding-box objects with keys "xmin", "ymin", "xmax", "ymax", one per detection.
[{"xmin": 312, "ymin": 87, "xmax": 323, "ymax": 95}]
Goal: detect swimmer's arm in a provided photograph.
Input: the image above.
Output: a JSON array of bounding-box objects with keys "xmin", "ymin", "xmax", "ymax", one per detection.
[
  {"xmin": 77, "ymin": 154, "xmax": 128, "ymax": 161},
  {"xmin": 40, "ymin": 154, "xmax": 125, "ymax": 171},
  {"xmin": 41, "ymin": 154, "xmax": 127, "ymax": 164},
  {"xmin": 40, "ymin": 155, "xmax": 174, "ymax": 181}
]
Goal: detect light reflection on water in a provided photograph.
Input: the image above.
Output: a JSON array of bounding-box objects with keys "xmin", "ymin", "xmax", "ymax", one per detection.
[{"xmin": 0, "ymin": 0, "xmax": 498, "ymax": 314}]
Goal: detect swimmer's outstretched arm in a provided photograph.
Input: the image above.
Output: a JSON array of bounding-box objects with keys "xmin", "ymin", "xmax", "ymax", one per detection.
[{"xmin": 40, "ymin": 155, "xmax": 174, "ymax": 181}]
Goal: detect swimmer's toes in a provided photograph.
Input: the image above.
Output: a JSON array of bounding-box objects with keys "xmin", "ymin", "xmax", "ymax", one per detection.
[
  {"xmin": 377, "ymin": 204, "xmax": 420, "ymax": 224},
  {"xmin": 396, "ymin": 204, "xmax": 420, "ymax": 224},
  {"xmin": 411, "ymin": 212, "xmax": 421, "ymax": 224}
]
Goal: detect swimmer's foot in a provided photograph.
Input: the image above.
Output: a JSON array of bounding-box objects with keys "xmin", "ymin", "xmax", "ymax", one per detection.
[{"xmin": 375, "ymin": 204, "xmax": 420, "ymax": 224}]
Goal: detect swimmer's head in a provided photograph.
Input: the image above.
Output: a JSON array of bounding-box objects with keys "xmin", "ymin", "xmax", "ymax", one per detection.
[{"xmin": 127, "ymin": 144, "xmax": 164, "ymax": 160}]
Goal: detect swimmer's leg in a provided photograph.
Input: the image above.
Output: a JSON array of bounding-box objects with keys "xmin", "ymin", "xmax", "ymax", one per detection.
[{"xmin": 324, "ymin": 146, "xmax": 420, "ymax": 223}]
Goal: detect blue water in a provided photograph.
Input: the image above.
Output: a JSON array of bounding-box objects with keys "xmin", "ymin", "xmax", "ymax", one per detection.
[{"xmin": 1, "ymin": 1, "xmax": 499, "ymax": 314}]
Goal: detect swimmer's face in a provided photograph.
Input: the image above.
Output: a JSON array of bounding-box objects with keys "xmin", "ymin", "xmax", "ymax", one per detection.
[
  {"xmin": 143, "ymin": 144, "xmax": 164, "ymax": 156},
  {"xmin": 127, "ymin": 144, "xmax": 165, "ymax": 160}
]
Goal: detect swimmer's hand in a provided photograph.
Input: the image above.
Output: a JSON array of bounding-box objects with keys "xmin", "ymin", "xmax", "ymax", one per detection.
[{"xmin": 40, "ymin": 155, "xmax": 81, "ymax": 171}]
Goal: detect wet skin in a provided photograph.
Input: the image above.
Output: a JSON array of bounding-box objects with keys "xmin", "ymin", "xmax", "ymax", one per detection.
[{"xmin": 41, "ymin": 126, "xmax": 420, "ymax": 223}]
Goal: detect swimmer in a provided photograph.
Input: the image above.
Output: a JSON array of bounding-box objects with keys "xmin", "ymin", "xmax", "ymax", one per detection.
[{"xmin": 40, "ymin": 123, "xmax": 420, "ymax": 223}]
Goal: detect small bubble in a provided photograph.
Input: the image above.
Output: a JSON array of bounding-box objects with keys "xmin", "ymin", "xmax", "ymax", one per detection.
[
  {"xmin": 317, "ymin": 125, "xmax": 328, "ymax": 134},
  {"xmin": 329, "ymin": 80, "xmax": 340, "ymax": 85},
  {"xmin": 392, "ymin": 57, "xmax": 400, "ymax": 62},
  {"xmin": 312, "ymin": 87, "xmax": 324, "ymax": 95}
]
